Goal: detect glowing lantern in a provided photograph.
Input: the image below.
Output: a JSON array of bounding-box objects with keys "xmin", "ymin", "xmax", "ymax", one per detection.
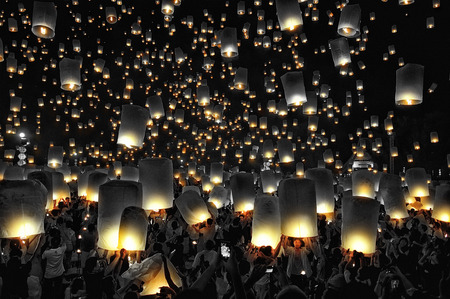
[
  {"xmin": 208, "ymin": 186, "xmax": 229, "ymax": 209},
  {"xmin": 329, "ymin": 38, "xmax": 351, "ymax": 66},
  {"xmin": 276, "ymin": 0, "xmax": 303, "ymax": 31},
  {"xmin": 117, "ymin": 105, "xmax": 149, "ymax": 148},
  {"xmin": 399, "ymin": 0, "xmax": 414, "ymax": 5},
  {"xmin": 161, "ymin": 0, "xmax": 174, "ymax": 15},
  {"xmin": 201, "ymin": 175, "xmax": 214, "ymax": 193},
  {"xmin": 405, "ymin": 168, "xmax": 429, "ymax": 197},
  {"xmin": 139, "ymin": 158, "xmax": 174, "ymax": 211},
  {"xmin": 105, "ymin": 7, "xmax": 117, "ymax": 24},
  {"xmin": 252, "ymin": 195, "xmax": 281, "ymax": 248},
  {"xmin": 47, "ymin": 146, "xmax": 64, "ymax": 168},
  {"xmin": 28, "ymin": 170, "xmax": 53, "ymax": 210},
  {"xmin": 305, "ymin": 168, "xmax": 335, "ymax": 218},
  {"xmin": 308, "ymin": 116, "xmax": 319, "ymax": 132},
  {"xmin": 303, "ymin": 91, "xmax": 317, "ymax": 115},
  {"xmin": 52, "ymin": 172, "xmax": 69, "ymax": 202},
  {"xmin": 86, "ymin": 172, "xmax": 109, "ymax": 202},
  {"xmin": 352, "ymin": 170, "xmax": 375, "ymax": 199},
  {"xmin": 341, "ymin": 196, "xmax": 380, "ymax": 254},
  {"xmin": 3, "ymin": 166, "xmax": 25, "ymax": 180},
  {"xmin": 262, "ymin": 140, "xmax": 275, "ymax": 159},
  {"xmin": 121, "ymin": 166, "xmax": 139, "ymax": 182},
  {"xmin": 234, "ymin": 67, "xmax": 248, "ymax": 90},
  {"xmin": 118, "ymin": 206, "xmax": 148, "ymax": 251},
  {"xmin": 221, "ymin": 27, "xmax": 238, "ymax": 58},
  {"xmin": 337, "ymin": 4, "xmax": 361, "ymax": 38},
  {"xmin": 432, "ymin": 185, "xmax": 450, "ymax": 222},
  {"xmin": 323, "ymin": 149, "xmax": 334, "ymax": 164},
  {"xmin": 430, "ymin": 132, "xmax": 439, "ymax": 143},
  {"xmin": 280, "ymin": 71, "xmax": 307, "ymax": 106},
  {"xmin": 175, "ymin": 191, "xmax": 210, "ymax": 224},
  {"xmin": 278, "ymin": 178, "xmax": 318, "ymax": 238},
  {"xmin": 197, "ymin": 85, "xmax": 210, "ymax": 106},
  {"xmin": 98, "ymin": 181, "xmax": 143, "ymax": 250},
  {"xmin": 32, "ymin": 1, "xmax": 57, "ymax": 39},
  {"xmin": 395, "ymin": 63, "xmax": 424, "ymax": 105},
  {"xmin": 210, "ymin": 162, "xmax": 223, "ymax": 184},
  {"xmin": 78, "ymin": 170, "xmax": 94, "ymax": 197},
  {"xmin": 277, "ymin": 139, "xmax": 294, "ymax": 163},
  {"xmin": 0, "ymin": 180, "xmax": 47, "ymax": 238},
  {"xmin": 296, "ymin": 162, "xmax": 304, "ymax": 177},
  {"xmin": 260, "ymin": 170, "xmax": 279, "ymax": 194},
  {"xmin": 174, "ymin": 109, "xmax": 184, "ymax": 123},
  {"xmin": 60, "ymin": 58, "xmax": 81, "ymax": 91},
  {"xmin": 379, "ymin": 174, "xmax": 408, "ymax": 219},
  {"xmin": 0, "ymin": 162, "xmax": 9, "ymax": 180},
  {"xmin": 146, "ymin": 96, "xmax": 165, "ymax": 120},
  {"xmin": 0, "ymin": 38, "xmax": 3, "ymax": 62},
  {"xmin": 230, "ymin": 173, "xmax": 255, "ymax": 212}
]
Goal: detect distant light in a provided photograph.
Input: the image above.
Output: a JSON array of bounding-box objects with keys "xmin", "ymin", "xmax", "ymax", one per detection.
[{"xmin": 19, "ymin": 132, "xmax": 26, "ymax": 138}]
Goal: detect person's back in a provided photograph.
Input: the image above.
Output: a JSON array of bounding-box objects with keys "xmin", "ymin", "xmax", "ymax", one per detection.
[{"xmin": 43, "ymin": 237, "xmax": 66, "ymax": 279}]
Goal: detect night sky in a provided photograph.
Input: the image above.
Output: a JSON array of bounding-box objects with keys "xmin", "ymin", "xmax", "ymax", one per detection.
[{"xmin": 0, "ymin": 0, "xmax": 449, "ymax": 177}]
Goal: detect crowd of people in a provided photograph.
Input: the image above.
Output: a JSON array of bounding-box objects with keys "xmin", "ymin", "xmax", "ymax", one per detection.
[{"xmin": 1, "ymin": 179, "xmax": 450, "ymax": 299}]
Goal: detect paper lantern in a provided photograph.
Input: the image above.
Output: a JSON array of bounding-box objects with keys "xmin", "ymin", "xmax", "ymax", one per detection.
[
  {"xmin": 305, "ymin": 168, "xmax": 335, "ymax": 218},
  {"xmin": 210, "ymin": 162, "xmax": 223, "ymax": 184},
  {"xmin": 296, "ymin": 162, "xmax": 304, "ymax": 177},
  {"xmin": 221, "ymin": 27, "xmax": 238, "ymax": 58},
  {"xmin": 139, "ymin": 158, "xmax": 174, "ymax": 211},
  {"xmin": 278, "ymin": 178, "xmax": 318, "ymax": 238},
  {"xmin": 432, "ymin": 185, "xmax": 450, "ymax": 222},
  {"xmin": 105, "ymin": 7, "xmax": 117, "ymax": 24},
  {"xmin": 201, "ymin": 175, "xmax": 214, "ymax": 193},
  {"xmin": 208, "ymin": 186, "xmax": 229, "ymax": 209},
  {"xmin": 197, "ymin": 85, "xmax": 210, "ymax": 106},
  {"xmin": 28, "ymin": 170, "xmax": 53, "ymax": 210},
  {"xmin": 405, "ymin": 167, "xmax": 429, "ymax": 197},
  {"xmin": 276, "ymin": 0, "xmax": 303, "ymax": 31},
  {"xmin": 98, "ymin": 180, "xmax": 143, "ymax": 250},
  {"xmin": 86, "ymin": 172, "xmax": 109, "ymax": 202},
  {"xmin": 352, "ymin": 170, "xmax": 375, "ymax": 199},
  {"xmin": 118, "ymin": 206, "xmax": 148, "ymax": 251},
  {"xmin": 52, "ymin": 172, "xmax": 70, "ymax": 201},
  {"xmin": 47, "ymin": 146, "xmax": 64, "ymax": 168},
  {"xmin": 120, "ymin": 166, "xmax": 139, "ymax": 182},
  {"xmin": 0, "ymin": 38, "xmax": 4, "ymax": 62},
  {"xmin": 32, "ymin": 1, "xmax": 57, "ymax": 39},
  {"xmin": 175, "ymin": 190, "xmax": 210, "ymax": 224},
  {"xmin": 421, "ymin": 188, "xmax": 435, "ymax": 210},
  {"xmin": 337, "ymin": 4, "xmax": 361, "ymax": 38},
  {"xmin": 260, "ymin": 170, "xmax": 279, "ymax": 194},
  {"xmin": 341, "ymin": 196, "xmax": 380, "ymax": 254},
  {"xmin": 262, "ymin": 140, "xmax": 274, "ymax": 159},
  {"xmin": 78, "ymin": 170, "xmax": 93, "ymax": 197},
  {"xmin": 0, "ymin": 180, "xmax": 47, "ymax": 238},
  {"xmin": 117, "ymin": 105, "xmax": 150, "ymax": 148},
  {"xmin": 277, "ymin": 139, "xmax": 294, "ymax": 163},
  {"xmin": 379, "ymin": 174, "xmax": 408, "ymax": 219},
  {"xmin": 399, "ymin": 0, "xmax": 414, "ymax": 5},
  {"xmin": 430, "ymin": 132, "xmax": 439, "ymax": 143},
  {"xmin": 329, "ymin": 38, "xmax": 351, "ymax": 66},
  {"xmin": 395, "ymin": 63, "xmax": 424, "ymax": 105},
  {"xmin": 230, "ymin": 173, "xmax": 255, "ymax": 212},
  {"xmin": 0, "ymin": 162, "xmax": 9, "ymax": 180},
  {"xmin": 161, "ymin": 0, "xmax": 174, "ymax": 15},
  {"xmin": 59, "ymin": 58, "xmax": 81, "ymax": 91},
  {"xmin": 234, "ymin": 67, "xmax": 248, "ymax": 90},
  {"xmin": 280, "ymin": 71, "xmax": 306, "ymax": 106},
  {"xmin": 252, "ymin": 195, "xmax": 281, "ymax": 248},
  {"xmin": 146, "ymin": 95, "xmax": 165, "ymax": 119},
  {"xmin": 323, "ymin": 149, "xmax": 334, "ymax": 164},
  {"xmin": 303, "ymin": 91, "xmax": 317, "ymax": 115},
  {"xmin": 3, "ymin": 166, "xmax": 25, "ymax": 180}
]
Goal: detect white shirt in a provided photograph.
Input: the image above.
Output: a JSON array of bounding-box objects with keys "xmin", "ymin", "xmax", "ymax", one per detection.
[{"xmin": 42, "ymin": 244, "xmax": 66, "ymax": 278}]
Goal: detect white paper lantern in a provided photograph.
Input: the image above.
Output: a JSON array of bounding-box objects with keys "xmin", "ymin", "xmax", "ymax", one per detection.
[
  {"xmin": 352, "ymin": 170, "xmax": 375, "ymax": 199},
  {"xmin": 395, "ymin": 63, "xmax": 424, "ymax": 106},
  {"xmin": 276, "ymin": 0, "xmax": 303, "ymax": 31},
  {"xmin": 139, "ymin": 158, "xmax": 174, "ymax": 211},
  {"xmin": 379, "ymin": 173, "xmax": 408, "ymax": 219},
  {"xmin": 337, "ymin": 4, "xmax": 361, "ymax": 38},
  {"xmin": 118, "ymin": 206, "xmax": 148, "ymax": 251},
  {"xmin": 280, "ymin": 71, "xmax": 307, "ymax": 106},
  {"xmin": 175, "ymin": 190, "xmax": 210, "ymax": 225},
  {"xmin": 32, "ymin": 1, "xmax": 57, "ymax": 39},
  {"xmin": 252, "ymin": 195, "xmax": 281, "ymax": 248},
  {"xmin": 230, "ymin": 173, "xmax": 255, "ymax": 212},
  {"xmin": 208, "ymin": 186, "xmax": 229, "ymax": 209},
  {"xmin": 117, "ymin": 105, "xmax": 150, "ymax": 148},
  {"xmin": 433, "ymin": 185, "xmax": 450, "ymax": 222},
  {"xmin": 47, "ymin": 146, "xmax": 64, "ymax": 168},
  {"xmin": 277, "ymin": 139, "xmax": 294, "ymax": 163},
  {"xmin": 305, "ymin": 168, "xmax": 335, "ymax": 218},
  {"xmin": 221, "ymin": 27, "xmax": 238, "ymax": 58},
  {"xmin": 59, "ymin": 58, "xmax": 81, "ymax": 91},
  {"xmin": 86, "ymin": 171, "xmax": 109, "ymax": 202},
  {"xmin": 121, "ymin": 166, "xmax": 139, "ymax": 182},
  {"xmin": 405, "ymin": 167, "xmax": 429, "ymax": 197}
]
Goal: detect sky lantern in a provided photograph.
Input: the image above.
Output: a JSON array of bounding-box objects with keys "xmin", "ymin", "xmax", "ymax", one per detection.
[
  {"xmin": 121, "ymin": 166, "xmax": 139, "ymax": 182},
  {"xmin": 98, "ymin": 180, "xmax": 143, "ymax": 250},
  {"xmin": 262, "ymin": 139, "xmax": 275, "ymax": 159},
  {"xmin": 105, "ymin": 7, "xmax": 117, "ymax": 24},
  {"xmin": 276, "ymin": 0, "xmax": 303, "ymax": 31},
  {"xmin": 59, "ymin": 58, "xmax": 81, "ymax": 91},
  {"xmin": 432, "ymin": 185, "xmax": 450, "ymax": 222},
  {"xmin": 280, "ymin": 71, "xmax": 307, "ymax": 106},
  {"xmin": 221, "ymin": 27, "xmax": 238, "ymax": 58},
  {"xmin": 230, "ymin": 173, "xmax": 255, "ymax": 212},
  {"xmin": 139, "ymin": 158, "xmax": 174, "ymax": 211},
  {"xmin": 175, "ymin": 190, "xmax": 210, "ymax": 224},
  {"xmin": 252, "ymin": 195, "xmax": 281, "ymax": 248},
  {"xmin": 234, "ymin": 67, "xmax": 248, "ymax": 90},
  {"xmin": 277, "ymin": 139, "xmax": 294, "ymax": 163},
  {"xmin": 118, "ymin": 206, "xmax": 148, "ymax": 251},
  {"xmin": 86, "ymin": 171, "xmax": 109, "ymax": 202},
  {"xmin": 303, "ymin": 91, "xmax": 317, "ymax": 115},
  {"xmin": 337, "ymin": 4, "xmax": 361, "ymax": 38},
  {"xmin": 197, "ymin": 85, "xmax": 210, "ymax": 106},
  {"xmin": 28, "ymin": 170, "xmax": 54, "ymax": 210},
  {"xmin": 208, "ymin": 186, "xmax": 229, "ymax": 209},
  {"xmin": 260, "ymin": 170, "xmax": 279, "ymax": 194},
  {"xmin": 32, "ymin": 1, "xmax": 57, "ymax": 39},
  {"xmin": 52, "ymin": 172, "xmax": 70, "ymax": 202},
  {"xmin": 399, "ymin": 0, "xmax": 414, "ymax": 5},
  {"xmin": 329, "ymin": 38, "xmax": 351, "ymax": 66},
  {"xmin": 395, "ymin": 63, "xmax": 424, "ymax": 105},
  {"xmin": 210, "ymin": 162, "xmax": 223, "ymax": 184},
  {"xmin": 405, "ymin": 167, "xmax": 429, "ymax": 197},
  {"xmin": 352, "ymin": 170, "xmax": 375, "ymax": 199},
  {"xmin": 47, "ymin": 146, "xmax": 64, "ymax": 168},
  {"xmin": 0, "ymin": 180, "xmax": 47, "ymax": 239},
  {"xmin": 341, "ymin": 195, "xmax": 380, "ymax": 255},
  {"xmin": 378, "ymin": 173, "xmax": 408, "ymax": 219},
  {"xmin": 278, "ymin": 178, "xmax": 318, "ymax": 238},
  {"xmin": 117, "ymin": 105, "xmax": 150, "ymax": 148},
  {"xmin": 305, "ymin": 168, "xmax": 335, "ymax": 219}
]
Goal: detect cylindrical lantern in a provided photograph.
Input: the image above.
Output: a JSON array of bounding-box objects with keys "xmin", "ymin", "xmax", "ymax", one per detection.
[
  {"xmin": 78, "ymin": 170, "xmax": 94, "ymax": 197},
  {"xmin": 208, "ymin": 186, "xmax": 229, "ymax": 209},
  {"xmin": 32, "ymin": 1, "xmax": 57, "ymax": 39},
  {"xmin": 47, "ymin": 146, "xmax": 64, "ymax": 168},
  {"xmin": 147, "ymin": 95, "xmax": 165, "ymax": 119},
  {"xmin": 3, "ymin": 166, "xmax": 25, "ymax": 180},
  {"xmin": 433, "ymin": 185, "xmax": 450, "ymax": 222},
  {"xmin": 341, "ymin": 196, "xmax": 380, "ymax": 254},
  {"xmin": 117, "ymin": 105, "xmax": 150, "ymax": 148},
  {"xmin": 305, "ymin": 168, "xmax": 335, "ymax": 218},
  {"xmin": 105, "ymin": 7, "xmax": 117, "ymax": 24},
  {"xmin": 28, "ymin": 170, "xmax": 53, "ymax": 210},
  {"xmin": 277, "ymin": 139, "xmax": 294, "ymax": 163},
  {"xmin": 175, "ymin": 191, "xmax": 210, "ymax": 224},
  {"xmin": 262, "ymin": 140, "xmax": 275, "ymax": 159},
  {"xmin": 197, "ymin": 85, "xmax": 210, "ymax": 106},
  {"xmin": 201, "ymin": 175, "xmax": 214, "ymax": 193},
  {"xmin": 395, "ymin": 63, "xmax": 424, "ymax": 105},
  {"xmin": 0, "ymin": 180, "xmax": 47, "ymax": 238},
  {"xmin": 210, "ymin": 162, "xmax": 223, "ymax": 184},
  {"xmin": 379, "ymin": 173, "xmax": 408, "ymax": 219},
  {"xmin": 252, "ymin": 195, "xmax": 281, "ymax": 248},
  {"xmin": 276, "ymin": 0, "xmax": 303, "ymax": 31},
  {"xmin": 139, "ymin": 158, "xmax": 174, "ymax": 211},
  {"xmin": 86, "ymin": 172, "xmax": 109, "ymax": 202},
  {"xmin": 59, "ymin": 58, "xmax": 81, "ymax": 91},
  {"xmin": 234, "ymin": 67, "xmax": 248, "ymax": 90},
  {"xmin": 230, "ymin": 173, "xmax": 255, "ymax": 212},
  {"xmin": 399, "ymin": 0, "xmax": 414, "ymax": 5},
  {"xmin": 337, "ymin": 4, "xmax": 361, "ymax": 38},
  {"xmin": 221, "ymin": 27, "xmax": 238, "ymax": 58},
  {"xmin": 260, "ymin": 170, "xmax": 278, "ymax": 194},
  {"xmin": 121, "ymin": 166, "xmax": 139, "ymax": 182},
  {"xmin": 405, "ymin": 167, "xmax": 429, "ymax": 197},
  {"xmin": 278, "ymin": 178, "xmax": 318, "ymax": 238},
  {"xmin": 303, "ymin": 91, "xmax": 317, "ymax": 115},
  {"xmin": 118, "ymin": 206, "xmax": 148, "ymax": 251},
  {"xmin": 280, "ymin": 71, "xmax": 307, "ymax": 106},
  {"xmin": 352, "ymin": 170, "xmax": 375, "ymax": 199},
  {"xmin": 52, "ymin": 172, "xmax": 70, "ymax": 201},
  {"xmin": 98, "ymin": 180, "xmax": 143, "ymax": 250},
  {"xmin": 329, "ymin": 37, "xmax": 351, "ymax": 66}
]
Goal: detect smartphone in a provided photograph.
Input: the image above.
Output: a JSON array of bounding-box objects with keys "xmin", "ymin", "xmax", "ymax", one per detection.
[
  {"xmin": 221, "ymin": 242, "xmax": 230, "ymax": 260},
  {"xmin": 266, "ymin": 266, "xmax": 273, "ymax": 273}
]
